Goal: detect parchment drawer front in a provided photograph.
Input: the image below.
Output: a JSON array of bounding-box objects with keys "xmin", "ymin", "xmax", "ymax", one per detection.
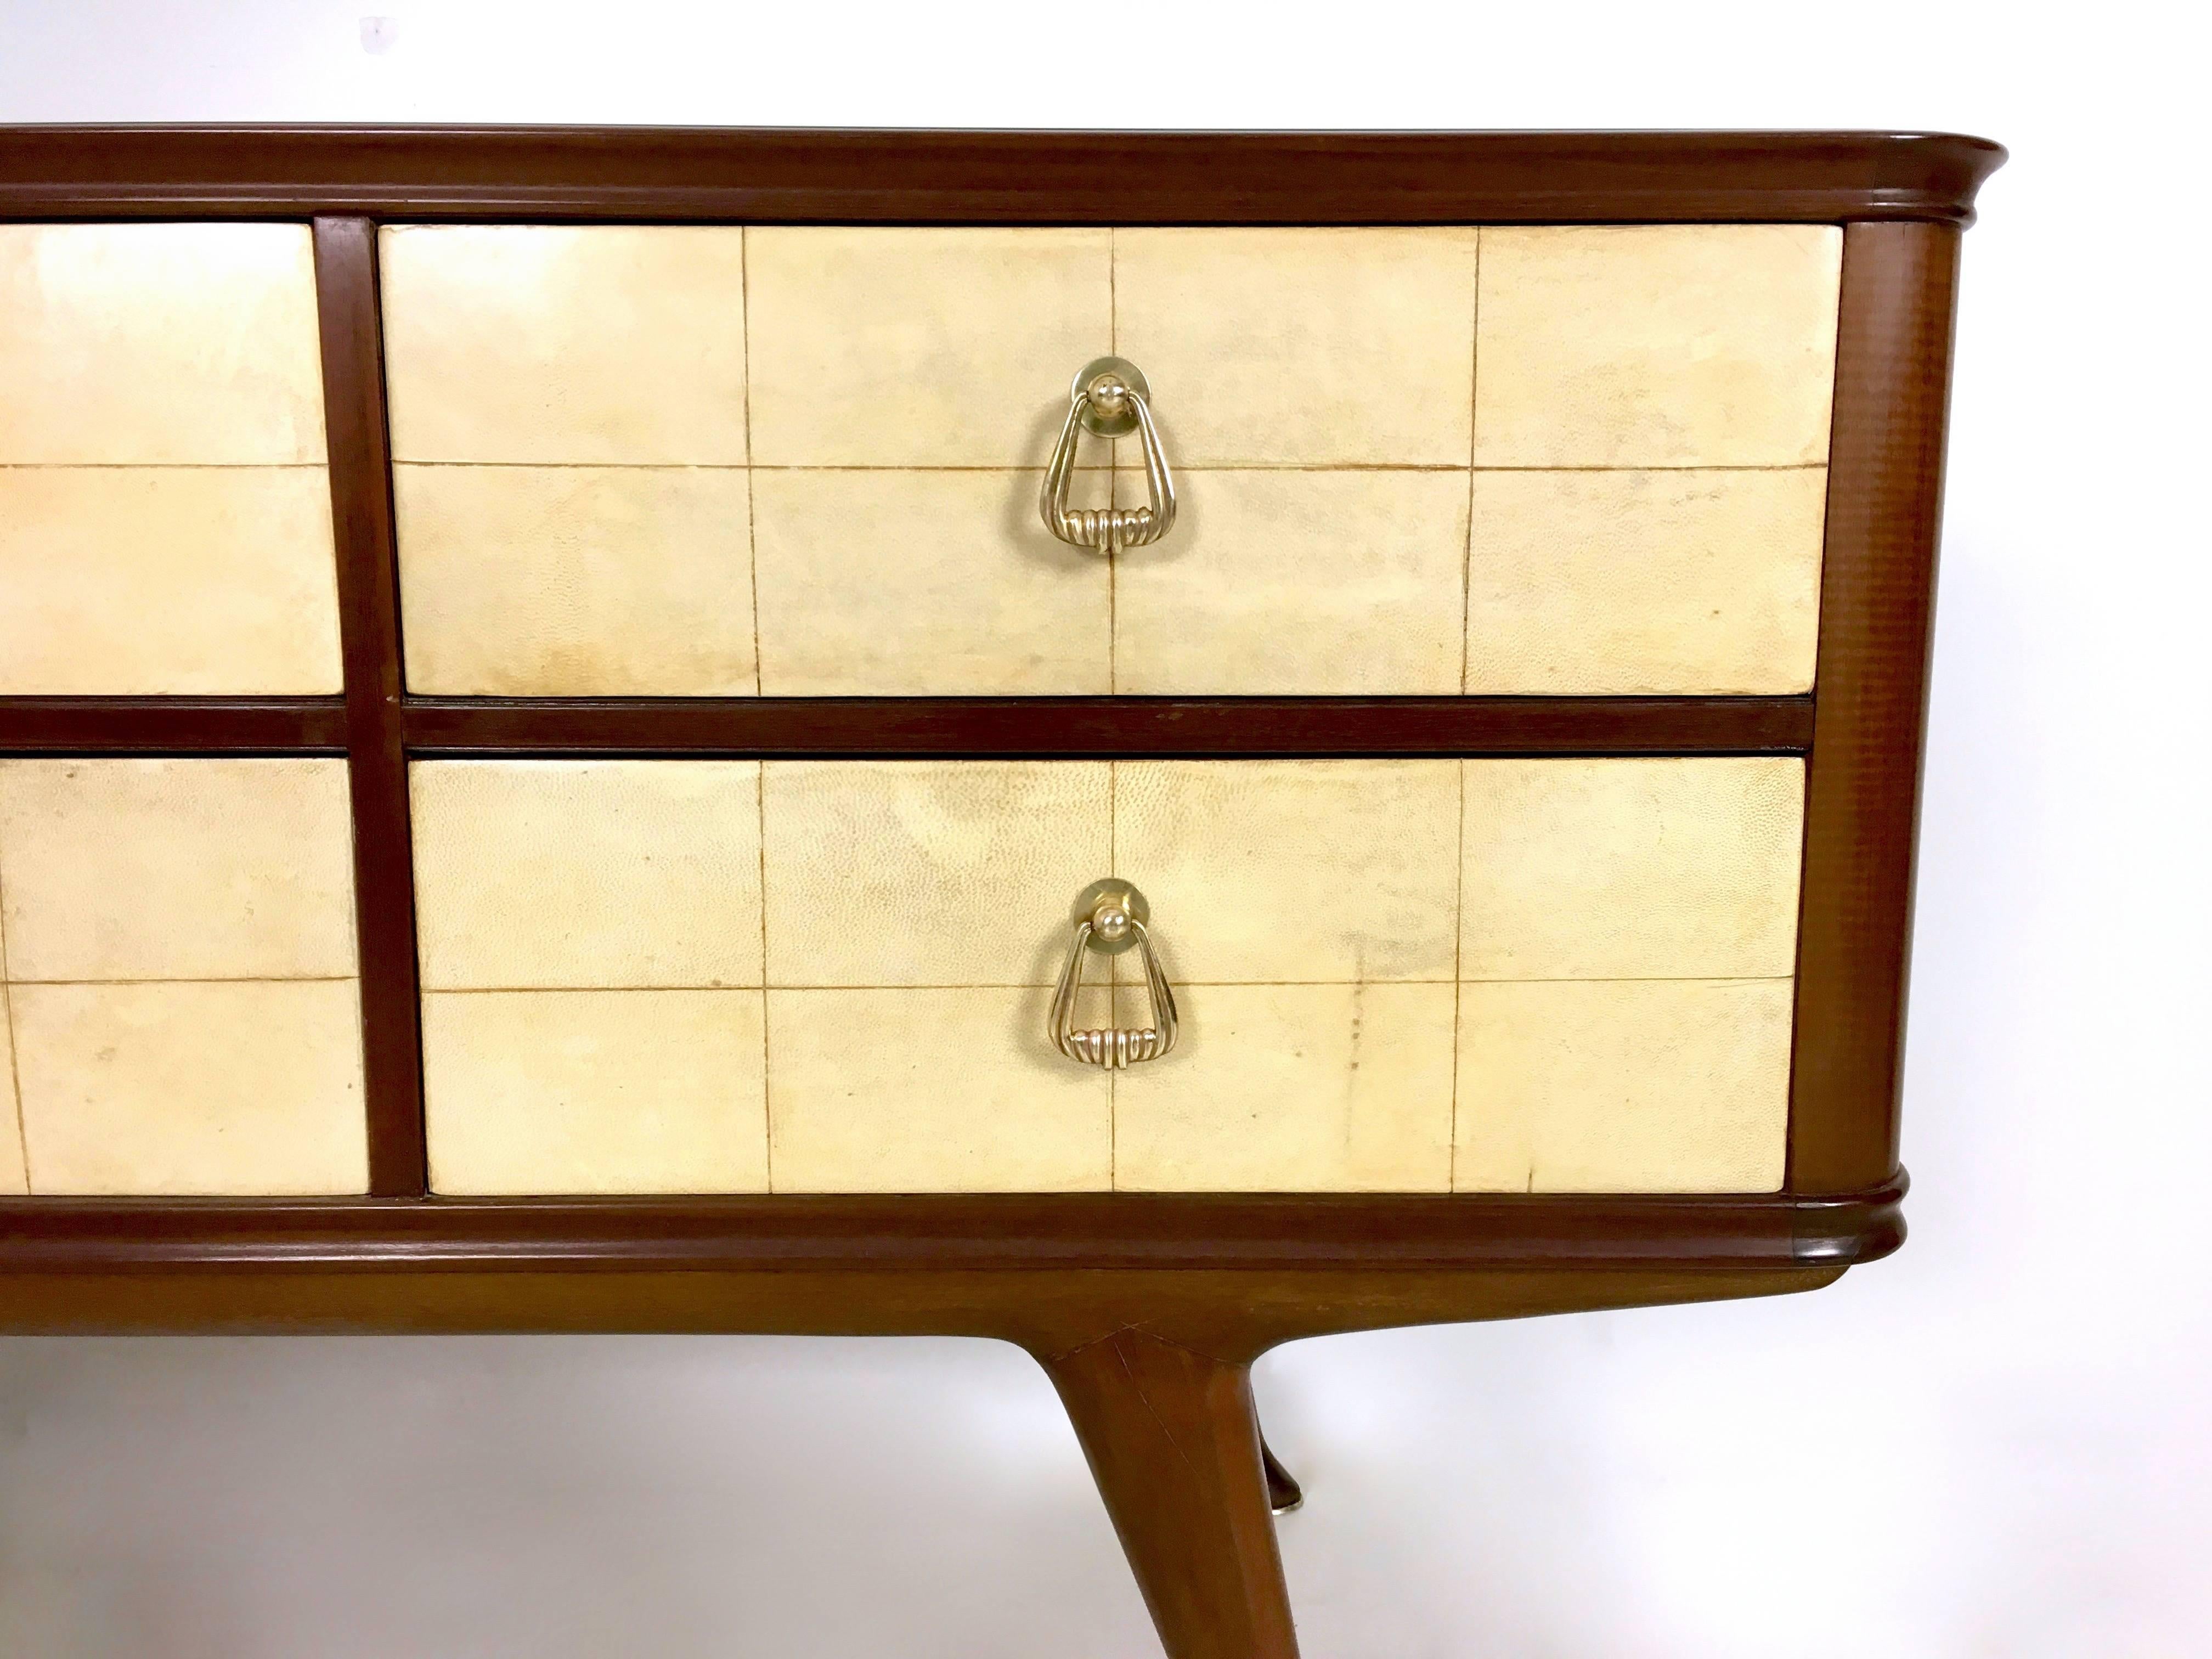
[
  {"xmin": 1454, "ymin": 758, "xmax": 1803, "ymax": 1192},
  {"xmin": 379, "ymin": 223, "xmax": 1835, "ymax": 699},
  {"xmin": 1466, "ymin": 227, "xmax": 1838, "ymax": 695},
  {"xmin": 380, "ymin": 227, "xmax": 752, "ymax": 697},
  {"xmin": 0, "ymin": 223, "xmax": 341, "ymax": 693},
  {"xmin": 410, "ymin": 757, "xmax": 1801, "ymax": 1196},
  {"xmin": 0, "ymin": 759, "xmax": 366, "ymax": 1195},
  {"xmin": 411, "ymin": 760, "xmax": 771, "ymax": 1195}
]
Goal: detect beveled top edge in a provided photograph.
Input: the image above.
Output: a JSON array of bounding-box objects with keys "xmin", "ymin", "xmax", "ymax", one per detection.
[{"xmin": 0, "ymin": 127, "xmax": 2007, "ymax": 226}]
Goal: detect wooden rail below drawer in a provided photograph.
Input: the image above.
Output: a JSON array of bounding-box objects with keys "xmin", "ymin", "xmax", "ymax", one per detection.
[
  {"xmin": 0, "ymin": 695, "xmax": 1815, "ymax": 758},
  {"xmin": 0, "ymin": 1176, "xmax": 1904, "ymax": 1276},
  {"xmin": 405, "ymin": 695, "xmax": 1816, "ymax": 757},
  {"xmin": 0, "ymin": 697, "xmax": 349, "ymax": 753}
]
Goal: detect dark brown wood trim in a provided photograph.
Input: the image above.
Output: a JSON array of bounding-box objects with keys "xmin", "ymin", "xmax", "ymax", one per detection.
[
  {"xmin": 0, "ymin": 697, "xmax": 347, "ymax": 753},
  {"xmin": 0, "ymin": 1263, "xmax": 1844, "ymax": 1343},
  {"xmin": 0, "ymin": 1176, "xmax": 1906, "ymax": 1272},
  {"xmin": 1786, "ymin": 222, "xmax": 1962, "ymax": 1192},
  {"xmin": 403, "ymin": 695, "xmax": 1814, "ymax": 758},
  {"xmin": 3, "ymin": 695, "xmax": 1814, "ymax": 761},
  {"xmin": 0, "ymin": 696, "xmax": 1808, "ymax": 761},
  {"xmin": 313, "ymin": 215, "xmax": 427, "ymax": 1199},
  {"xmin": 0, "ymin": 127, "xmax": 2004, "ymax": 224}
]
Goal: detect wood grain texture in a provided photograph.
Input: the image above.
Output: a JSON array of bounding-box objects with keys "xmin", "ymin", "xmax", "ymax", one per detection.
[
  {"xmin": 0, "ymin": 698, "xmax": 347, "ymax": 752},
  {"xmin": 0, "ymin": 1261, "xmax": 1844, "ymax": 1347},
  {"xmin": 1787, "ymin": 223, "xmax": 1961, "ymax": 1192},
  {"xmin": 1044, "ymin": 1331, "xmax": 1297, "ymax": 1659},
  {"xmin": 0, "ymin": 1176, "xmax": 1906, "ymax": 1272},
  {"xmin": 0, "ymin": 696, "xmax": 1812, "ymax": 759},
  {"xmin": 0, "ymin": 128, "xmax": 2005, "ymax": 224},
  {"xmin": 313, "ymin": 216, "xmax": 427, "ymax": 1198},
  {"xmin": 402, "ymin": 696, "xmax": 1813, "ymax": 756}
]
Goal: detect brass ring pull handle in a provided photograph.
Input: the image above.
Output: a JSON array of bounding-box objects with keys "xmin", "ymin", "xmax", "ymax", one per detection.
[
  {"xmin": 1050, "ymin": 878, "xmax": 1180, "ymax": 1069},
  {"xmin": 1040, "ymin": 357, "xmax": 1177, "ymax": 554}
]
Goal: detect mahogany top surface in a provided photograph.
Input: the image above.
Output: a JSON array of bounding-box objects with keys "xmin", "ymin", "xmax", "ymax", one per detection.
[{"xmin": 0, "ymin": 127, "xmax": 2006, "ymax": 224}]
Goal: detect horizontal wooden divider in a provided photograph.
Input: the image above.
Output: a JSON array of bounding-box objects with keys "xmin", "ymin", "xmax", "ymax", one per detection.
[
  {"xmin": 1, "ymin": 696, "xmax": 1816, "ymax": 761},
  {"xmin": 0, "ymin": 698, "xmax": 349, "ymax": 753},
  {"xmin": 402, "ymin": 695, "xmax": 1815, "ymax": 758}
]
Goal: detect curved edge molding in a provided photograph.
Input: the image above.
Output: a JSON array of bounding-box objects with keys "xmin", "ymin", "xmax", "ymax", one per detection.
[
  {"xmin": 0, "ymin": 1173, "xmax": 1910, "ymax": 1274},
  {"xmin": 0, "ymin": 129, "xmax": 2007, "ymax": 225}
]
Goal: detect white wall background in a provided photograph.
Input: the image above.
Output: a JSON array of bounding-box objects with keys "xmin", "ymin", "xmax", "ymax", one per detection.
[{"xmin": 2, "ymin": 4, "xmax": 2206, "ymax": 1654}]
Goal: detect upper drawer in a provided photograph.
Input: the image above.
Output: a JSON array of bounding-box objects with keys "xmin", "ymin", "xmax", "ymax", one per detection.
[
  {"xmin": 380, "ymin": 223, "xmax": 1839, "ymax": 699},
  {"xmin": 0, "ymin": 223, "xmax": 342, "ymax": 695}
]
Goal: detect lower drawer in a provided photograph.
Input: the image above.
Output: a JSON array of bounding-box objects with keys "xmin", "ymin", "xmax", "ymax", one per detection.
[{"xmin": 410, "ymin": 756, "xmax": 1804, "ymax": 1196}]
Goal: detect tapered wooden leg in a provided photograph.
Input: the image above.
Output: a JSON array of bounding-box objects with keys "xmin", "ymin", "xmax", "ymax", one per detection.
[{"xmin": 1041, "ymin": 1329, "xmax": 1299, "ymax": 1659}]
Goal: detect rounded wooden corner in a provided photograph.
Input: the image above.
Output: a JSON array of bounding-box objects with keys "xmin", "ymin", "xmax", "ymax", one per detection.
[
  {"xmin": 1858, "ymin": 131, "xmax": 2007, "ymax": 225},
  {"xmin": 1790, "ymin": 1167, "xmax": 1908, "ymax": 1265}
]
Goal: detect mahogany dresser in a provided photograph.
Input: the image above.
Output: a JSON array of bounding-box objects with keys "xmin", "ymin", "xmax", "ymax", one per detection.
[{"xmin": 0, "ymin": 128, "xmax": 2002, "ymax": 1656}]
